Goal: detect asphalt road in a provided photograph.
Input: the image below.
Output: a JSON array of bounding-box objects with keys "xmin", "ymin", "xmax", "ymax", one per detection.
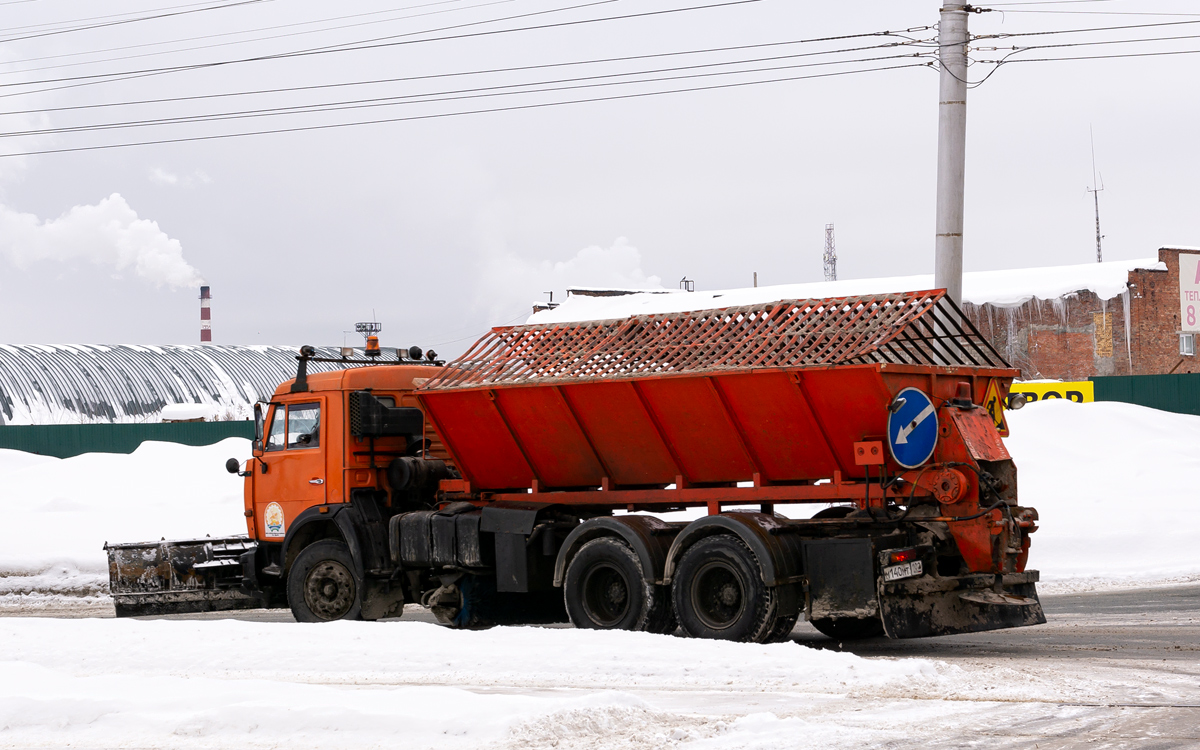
[
  {"xmin": 797, "ymin": 584, "xmax": 1200, "ymax": 664},
  {"xmin": 128, "ymin": 583, "xmax": 1200, "ymax": 665}
]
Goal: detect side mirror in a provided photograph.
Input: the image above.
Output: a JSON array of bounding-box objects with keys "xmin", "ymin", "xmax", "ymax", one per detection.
[
  {"xmin": 253, "ymin": 402, "xmax": 264, "ymax": 451},
  {"xmin": 225, "ymin": 458, "xmax": 241, "ymax": 474}
]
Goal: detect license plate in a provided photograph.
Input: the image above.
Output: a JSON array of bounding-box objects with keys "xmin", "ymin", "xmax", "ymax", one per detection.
[{"xmin": 883, "ymin": 560, "xmax": 923, "ymax": 582}]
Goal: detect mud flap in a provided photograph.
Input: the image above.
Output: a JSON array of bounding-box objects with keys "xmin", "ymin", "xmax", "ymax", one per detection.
[
  {"xmin": 878, "ymin": 571, "xmax": 1046, "ymax": 639},
  {"xmin": 106, "ymin": 537, "xmax": 268, "ymax": 617}
]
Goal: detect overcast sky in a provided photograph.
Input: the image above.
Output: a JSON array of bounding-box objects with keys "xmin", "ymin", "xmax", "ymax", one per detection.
[{"xmin": 1, "ymin": 0, "xmax": 1197, "ymax": 356}]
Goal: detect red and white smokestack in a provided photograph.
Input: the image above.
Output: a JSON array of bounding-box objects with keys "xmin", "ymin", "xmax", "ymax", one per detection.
[{"xmin": 200, "ymin": 285, "xmax": 212, "ymax": 342}]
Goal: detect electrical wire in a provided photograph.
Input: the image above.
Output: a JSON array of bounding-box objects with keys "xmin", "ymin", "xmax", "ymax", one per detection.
[
  {"xmin": 974, "ymin": 17, "xmax": 1200, "ymax": 39},
  {"xmin": 0, "ymin": 0, "xmax": 762, "ymax": 95},
  {"xmin": 1, "ymin": 0, "xmax": 254, "ymax": 34},
  {"xmin": 0, "ymin": 0, "xmax": 266, "ymax": 45},
  {"xmin": 0, "ymin": 36, "xmax": 930, "ymax": 118},
  {"xmin": 0, "ymin": 0, "xmax": 502, "ymax": 76},
  {"xmin": 978, "ymin": 9, "xmax": 1200, "ymax": 16},
  {"xmin": 0, "ymin": 49, "xmax": 932, "ymax": 139},
  {"xmin": 0, "ymin": 60, "xmax": 929, "ymax": 158},
  {"xmin": 981, "ymin": 30, "xmax": 1200, "ymax": 54},
  {"xmin": 984, "ymin": 46, "xmax": 1200, "ymax": 64},
  {"xmin": 985, "ymin": 0, "xmax": 1116, "ymax": 5}
]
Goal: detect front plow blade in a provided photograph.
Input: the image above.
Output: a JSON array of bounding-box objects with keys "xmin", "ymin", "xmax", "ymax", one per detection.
[
  {"xmin": 105, "ymin": 536, "xmax": 267, "ymax": 617},
  {"xmin": 879, "ymin": 571, "xmax": 1046, "ymax": 639}
]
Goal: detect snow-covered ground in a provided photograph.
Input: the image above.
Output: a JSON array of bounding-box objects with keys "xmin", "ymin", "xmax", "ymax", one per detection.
[
  {"xmin": 0, "ymin": 438, "xmax": 249, "ymax": 611},
  {"xmin": 1004, "ymin": 400, "xmax": 1200, "ymax": 594},
  {"xmin": 0, "ymin": 401, "xmax": 1197, "ymax": 608},
  {"xmin": 2, "ymin": 614, "xmax": 1190, "ymax": 750}
]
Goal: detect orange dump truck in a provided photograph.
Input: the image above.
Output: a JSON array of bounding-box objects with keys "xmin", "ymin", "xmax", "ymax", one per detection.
[{"xmin": 107, "ymin": 291, "xmax": 1043, "ymax": 642}]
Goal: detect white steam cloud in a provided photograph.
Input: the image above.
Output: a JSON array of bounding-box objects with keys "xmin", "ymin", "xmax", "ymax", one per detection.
[
  {"xmin": 0, "ymin": 193, "xmax": 202, "ymax": 289},
  {"xmin": 481, "ymin": 237, "xmax": 662, "ymax": 320}
]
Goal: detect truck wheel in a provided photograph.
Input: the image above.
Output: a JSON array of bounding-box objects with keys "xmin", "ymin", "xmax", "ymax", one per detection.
[
  {"xmin": 672, "ymin": 535, "xmax": 777, "ymax": 642},
  {"xmin": 764, "ymin": 612, "xmax": 799, "ymax": 643},
  {"xmin": 564, "ymin": 538, "xmax": 675, "ymax": 634},
  {"xmin": 810, "ymin": 616, "xmax": 884, "ymax": 640},
  {"xmin": 287, "ymin": 540, "xmax": 363, "ymax": 622}
]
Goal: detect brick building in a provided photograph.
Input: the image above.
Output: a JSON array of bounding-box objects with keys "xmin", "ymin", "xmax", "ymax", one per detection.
[
  {"xmin": 536, "ymin": 247, "xmax": 1200, "ymax": 381},
  {"xmin": 962, "ymin": 247, "xmax": 1199, "ymax": 380}
]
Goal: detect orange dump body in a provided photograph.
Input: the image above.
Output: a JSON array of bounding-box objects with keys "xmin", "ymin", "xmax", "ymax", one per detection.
[
  {"xmin": 418, "ymin": 364, "xmax": 1013, "ymax": 492},
  {"xmin": 417, "ymin": 290, "xmax": 1017, "ymax": 494}
]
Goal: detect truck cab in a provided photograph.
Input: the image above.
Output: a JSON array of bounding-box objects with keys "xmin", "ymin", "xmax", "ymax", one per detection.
[{"xmin": 243, "ymin": 362, "xmax": 453, "ymax": 620}]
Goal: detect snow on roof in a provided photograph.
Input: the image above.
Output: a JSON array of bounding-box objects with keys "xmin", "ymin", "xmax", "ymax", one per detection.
[{"xmin": 528, "ymin": 257, "xmax": 1165, "ymax": 325}]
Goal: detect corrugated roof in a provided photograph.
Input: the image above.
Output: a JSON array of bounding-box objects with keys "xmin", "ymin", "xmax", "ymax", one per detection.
[{"xmin": 0, "ymin": 344, "xmax": 360, "ymax": 425}]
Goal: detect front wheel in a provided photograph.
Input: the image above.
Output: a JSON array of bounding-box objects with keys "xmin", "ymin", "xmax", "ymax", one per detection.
[
  {"xmin": 564, "ymin": 538, "xmax": 675, "ymax": 633},
  {"xmin": 287, "ymin": 540, "xmax": 363, "ymax": 622}
]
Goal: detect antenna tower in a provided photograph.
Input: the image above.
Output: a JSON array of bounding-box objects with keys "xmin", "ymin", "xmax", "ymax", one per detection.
[
  {"xmin": 823, "ymin": 223, "xmax": 837, "ymax": 282},
  {"xmin": 1087, "ymin": 127, "xmax": 1105, "ymax": 263}
]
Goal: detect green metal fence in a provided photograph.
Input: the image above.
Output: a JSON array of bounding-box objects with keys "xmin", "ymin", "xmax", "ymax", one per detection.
[
  {"xmin": 1089, "ymin": 374, "xmax": 1200, "ymax": 417},
  {"xmin": 0, "ymin": 421, "xmax": 254, "ymax": 459}
]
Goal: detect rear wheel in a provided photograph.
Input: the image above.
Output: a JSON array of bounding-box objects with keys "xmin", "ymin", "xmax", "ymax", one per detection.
[
  {"xmin": 288, "ymin": 540, "xmax": 362, "ymax": 622},
  {"xmin": 810, "ymin": 615, "xmax": 885, "ymax": 640},
  {"xmin": 672, "ymin": 535, "xmax": 778, "ymax": 643},
  {"xmin": 564, "ymin": 538, "xmax": 675, "ymax": 633}
]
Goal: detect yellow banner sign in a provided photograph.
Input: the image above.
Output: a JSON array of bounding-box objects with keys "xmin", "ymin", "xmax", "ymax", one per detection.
[{"xmin": 1009, "ymin": 381, "xmax": 1094, "ymax": 404}]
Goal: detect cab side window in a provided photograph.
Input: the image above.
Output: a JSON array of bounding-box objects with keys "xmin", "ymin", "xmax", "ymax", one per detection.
[
  {"xmin": 287, "ymin": 402, "xmax": 321, "ymax": 449},
  {"xmin": 265, "ymin": 406, "xmax": 287, "ymax": 452}
]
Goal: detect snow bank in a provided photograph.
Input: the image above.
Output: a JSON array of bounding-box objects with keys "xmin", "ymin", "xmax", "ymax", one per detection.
[
  {"xmin": 0, "ymin": 617, "xmax": 969, "ymax": 749},
  {"xmin": 1005, "ymin": 400, "xmax": 1200, "ymax": 588},
  {"xmin": 0, "ymin": 439, "xmax": 250, "ymax": 600},
  {"xmin": 159, "ymin": 402, "xmax": 217, "ymax": 421},
  {"xmin": 0, "ymin": 402, "xmax": 1196, "ymax": 606},
  {"xmin": 529, "ymin": 257, "xmax": 1162, "ymax": 324}
]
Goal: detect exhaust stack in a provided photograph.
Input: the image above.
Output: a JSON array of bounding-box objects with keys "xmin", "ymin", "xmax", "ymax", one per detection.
[{"xmin": 200, "ymin": 285, "xmax": 212, "ymax": 342}]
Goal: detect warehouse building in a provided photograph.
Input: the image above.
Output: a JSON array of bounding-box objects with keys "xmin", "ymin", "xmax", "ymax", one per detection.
[{"xmin": 0, "ymin": 345, "xmax": 353, "ymax": 426}]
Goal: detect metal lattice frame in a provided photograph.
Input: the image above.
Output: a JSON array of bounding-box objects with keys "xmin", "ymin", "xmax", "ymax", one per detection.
[{"xmin": 421, "ymin": 290, "xmax": 1010, "ymax": 390}]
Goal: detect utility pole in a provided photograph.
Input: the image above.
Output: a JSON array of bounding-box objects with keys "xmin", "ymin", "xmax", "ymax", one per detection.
[
  {"xmin": 935, "ymin": 1, "xmax": 970, "ymax": 304},
  {"xmin": 1087, "ymin": 127, "xmax": 1104, "ymax": 263},
  {"xmin": 823, "ymin": 223, "xmax": 837, "ymax": 282}
]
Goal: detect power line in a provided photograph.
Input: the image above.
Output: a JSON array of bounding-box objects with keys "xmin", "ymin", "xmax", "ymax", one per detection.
[
  {"xmin": 0, "ymin": 35, "xmax": 929, "ymax": 117},
  {"xmin": 0, "ymin": 60, "xmax": 929, "ymax": 158},
  {"xmin": 975, "ymin": 17, "xmax": 1200, "ymax": 38},
  {"xmin": 979, "ymin": 9, "xmax": 1200, "ymax": 17},
  {"xmin": 0, "ymin": 0, "xmax": 255, "ymax": 35},
  {"xmin": 985, "ymin": 45, "xmax": 1200, "ymax": 63},
  {"xmin": 0, "ymin": 0, "xmax": 266, "ymax": 45},
  {"xmin": 0, "ymin": 49, "xmax": 932, "ymax": 139},
  {"xmin": 986, "ymin": 1, "xmax": 1116, "ymax": 5},
  {"xmin": 0, "ymin": 0, "xmax": 759, "ymax": 95},
  {"xmin": 983, "ymin": 31, "xmax": 1200, "ymax": 55},
  {"xmin": 0, "ymin": 0, "xmax": 498, "ymax": 75}
]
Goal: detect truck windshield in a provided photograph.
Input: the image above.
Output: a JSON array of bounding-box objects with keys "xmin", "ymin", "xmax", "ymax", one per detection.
[{"xmin": 288, "ymin": 402, "xmax": 320, "ymax": 449}]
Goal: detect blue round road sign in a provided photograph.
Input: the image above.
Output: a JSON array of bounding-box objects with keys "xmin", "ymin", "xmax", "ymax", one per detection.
[{"xmin": 887, "ymin": 387, "xmax": 938, "ymax": 469}]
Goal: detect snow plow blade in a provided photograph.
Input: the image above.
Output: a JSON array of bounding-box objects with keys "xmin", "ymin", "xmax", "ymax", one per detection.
[
  {"xmin": 105, "ymin": 536, "xmax": 268, "ymax": 617},
  {"xmin": 879, "ymin": 571, "xmax": 1046, "ymax": 639}
]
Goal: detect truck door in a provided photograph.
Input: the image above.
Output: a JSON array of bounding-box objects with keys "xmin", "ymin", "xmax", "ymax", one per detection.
[{"xmin": 255, "ymin": 399, "xmax": 327, "ymax": 541}]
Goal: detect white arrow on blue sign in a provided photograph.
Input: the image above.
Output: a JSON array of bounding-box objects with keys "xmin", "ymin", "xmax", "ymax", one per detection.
[{"xmin": 887, "ymin": 387, "xmax": 939, "ymax": 469}]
